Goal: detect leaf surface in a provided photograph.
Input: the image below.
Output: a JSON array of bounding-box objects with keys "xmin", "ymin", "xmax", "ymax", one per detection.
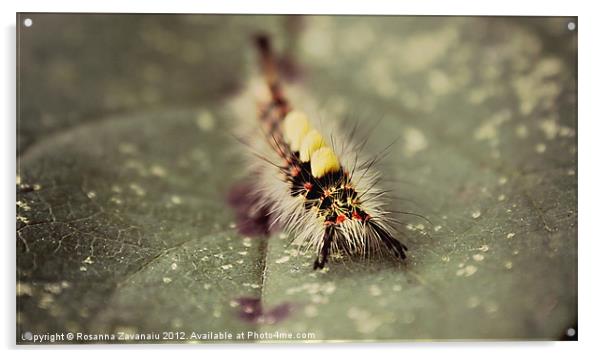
[{"xmin": 17, "ymin": 16, "xmax": 577, "ymax": 342}]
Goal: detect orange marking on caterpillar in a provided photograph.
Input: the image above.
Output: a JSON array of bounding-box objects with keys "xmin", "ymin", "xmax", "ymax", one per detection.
[{"xmin": 290, "ymin": 166, "xmax": 301, "ymax": 177}]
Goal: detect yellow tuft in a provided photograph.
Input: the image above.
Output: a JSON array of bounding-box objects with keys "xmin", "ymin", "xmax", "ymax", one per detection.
[
  {"xmin": 310, "ymin": 147, "xmax": 340, "ymax": 178},
  {"xmin": 283, "ymin": 111, "xmax": 310, "ymax": 151},
  {"xmin": 299, "ymin": 129, "xmax": 326, "ymax": 162}
]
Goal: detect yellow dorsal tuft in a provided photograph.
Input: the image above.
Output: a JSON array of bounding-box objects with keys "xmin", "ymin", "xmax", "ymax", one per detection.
[
  {"xmin": 310, "ymin": 147, "xmax": 340, "ymax": 178},
  {"xmin": 299, "ymin": 129, "xmax": 326, "ymax": 162},
  {"xmin": 282, "ymin": 111, "xmax": 310, "ymax": 152}
]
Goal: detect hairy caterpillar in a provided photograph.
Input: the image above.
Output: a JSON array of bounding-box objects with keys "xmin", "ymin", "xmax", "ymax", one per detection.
[{"xmin": 232, "ymin": 35, "xmax": 408, "ymax": 270}]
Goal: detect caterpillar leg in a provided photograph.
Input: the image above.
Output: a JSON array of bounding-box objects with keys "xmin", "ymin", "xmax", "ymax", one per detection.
[
  {"xmin": 369, "ymin": 221, "xmax": 408, "ymax": 260},
  {"xmin": 384, "ymin": 235, "xmax": 408, "ymax": 260},
  {"xmin": 313, "ymin": 225, "xmax": 335, "ymax": 270}
]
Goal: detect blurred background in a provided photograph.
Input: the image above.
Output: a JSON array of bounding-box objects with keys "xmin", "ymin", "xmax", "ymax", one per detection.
[{"xmin": 17, "ymin": 15, "xmax": 576, "ymax": 155}]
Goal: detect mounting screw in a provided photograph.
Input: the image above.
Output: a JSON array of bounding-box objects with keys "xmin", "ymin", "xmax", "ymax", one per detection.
[
  {"xmin": 566, "ymin": 327, "xmax": 576, "ymax": 337},
  {"xmin": 567, "ymin": 22, "xmax": 576, "ymax": 31}
]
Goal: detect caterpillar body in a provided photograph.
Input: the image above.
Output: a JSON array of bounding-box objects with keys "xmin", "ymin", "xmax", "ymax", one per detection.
[{"xmin": 232, "ymin": 35, "xmax": 408, "ymax": 270}]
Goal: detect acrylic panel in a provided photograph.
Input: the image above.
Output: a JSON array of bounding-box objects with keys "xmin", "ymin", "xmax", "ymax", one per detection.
[{"xmin": 16, "ymin": 14, "xmax": 578, "ymax": 343}]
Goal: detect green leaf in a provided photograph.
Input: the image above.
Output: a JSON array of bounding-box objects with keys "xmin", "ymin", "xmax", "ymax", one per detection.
[
  {"xmin": 17, "ymin": 109, "xmax": 268, "ymax": 339},
  {"xmin": 17, "ymin": 15, "xmax": 577, "ymax": 342},
  {"xmin": 256, "ymin": 16, "xmax": 577, "ymax": 340}
]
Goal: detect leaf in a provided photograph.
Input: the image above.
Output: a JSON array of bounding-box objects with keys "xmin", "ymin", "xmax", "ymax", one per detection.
[
  {"xmin": 256, "ymin": 16, "xmax": 577, "ymax": 340},
  {"xmin": 17, "ymin": 14, "xmax": 286, "ymax": 152},
  {"xmin": 17, "ymin": 109, "xmax": 268, "ymax": 339},
  {"xmin": 17, "ymin": 15, "xmax": 577, "ymax": 342}
]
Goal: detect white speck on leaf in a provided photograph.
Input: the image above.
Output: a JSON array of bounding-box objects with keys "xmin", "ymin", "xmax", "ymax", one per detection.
[
  {"xmin": 403, "ymin": 127, "xmax": 428, "ymax": 157},
  {"xmin": 110, "ymin": 197, "xmax": 122, "ymax": 205},
  {"xmin": 150, "ymin": 165, "xmax": 167, "ymax": 177},
  {"xmin": 275, "ymin": 256, "xmax": 290, "ymax": 264},
  {"xmin": 17, "ymin": 215, "xmax": 29, "ymax": 224},
  {"xmin": 465, "ymin": 265, "xmax": 478, "ymax": 276},
  {"xmin": 473, "ymin": 254, "xmax": 484, "ymax": 262},
  {"xmin": 196, "ymin": 110, "xmax": 215, "ymax": 132},
  {"xmin": 17, "ymin": 282, "xmax": 33, "ymax": 296},
  {"xmin": 458, "ymin": 265, "xmax": 478, "ymax": 277},
  {"xmin": 369, "ymin": 285, "xmax": 382, "ymax": 297},
  {"xmin": 16, "ymin": 200, "xmax": 31, "ymax": 211},
  {"xmin": 129, "ymin": 183, "xmax": 146, "ymax": 196},
  {"xmin": 474, "ymin": 111, "xmax": 511, "ymax": 142},
  {"xmin": 305, "ymin": 305, "xmax": 318, "ymax": 318},
  {"xmin": 535, "ymin": 143, "xmax": 547, "ymax": 153},
  {"xmin": 539, "ymin": 118, "xmax": 560, "ymax": 140}
]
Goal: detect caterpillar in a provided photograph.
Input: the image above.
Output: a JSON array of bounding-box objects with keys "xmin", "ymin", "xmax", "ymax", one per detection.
[{"xmin": 231, "ymin": 35, "xmax": 408, "ymax": 270}]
